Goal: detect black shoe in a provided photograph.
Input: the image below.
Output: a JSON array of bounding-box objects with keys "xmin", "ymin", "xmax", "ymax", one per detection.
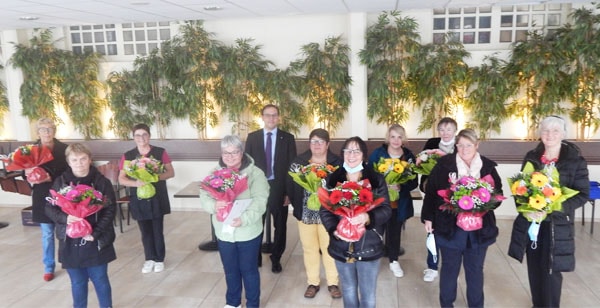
[
  {"xmin": 271, "ymin": 261, "xmax": 282, "ymax": 273},
  {"xmin": 398, "ymin": 246, "xmax": 406, "ymax": 256},
  {"xmin": 258, "ymin": 254, "xmax": 262, "ymax": 267}
]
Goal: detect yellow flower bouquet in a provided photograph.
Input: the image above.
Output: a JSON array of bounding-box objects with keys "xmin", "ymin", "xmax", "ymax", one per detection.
[
  {"xmin": 508, "ymin": 162, "xmax": 579, "ymax": 223},
  {"xmin": 372, "ymin": 157, "xmax": 416, "ymax": 201}
]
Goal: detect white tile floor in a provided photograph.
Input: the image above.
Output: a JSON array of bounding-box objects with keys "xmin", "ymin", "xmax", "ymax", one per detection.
[{"xmin": 0, "ymin": 206, "xmax": 599, "ymax": 307}]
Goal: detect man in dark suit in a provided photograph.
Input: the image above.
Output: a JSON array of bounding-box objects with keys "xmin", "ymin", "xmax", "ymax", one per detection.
[{"xmin": 245, "ymin": 104, "xmax": 297, "ymax": 273}]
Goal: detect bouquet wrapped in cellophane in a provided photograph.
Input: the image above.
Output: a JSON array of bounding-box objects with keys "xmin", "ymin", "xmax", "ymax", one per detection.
[
  {"xmin": 288, "ymin": 163, "xmax": 338, "ymax": 210},
  {"xmin": 318, "ymin": 179, "xmax": 385, "ymax": 242},
  {"xmin": 47, "ymin": 183, "xmax": 105, "ymax": 238},
  {"xmin": 2, "ymin": 144, "xmax": 53, "ymax": 183},
  {"xmin": 508, "ymin": 162, "xmax": 579, "ymax": 223},
  {"xmin": 437, "ymin": 173, "xmax": 505, "ymax": 231},
  {"xmin": 124, "ymin": 156, "xmax": 165, "ymax": 199},
  {"xmin": 413, "ymin": 149, "xmax": 447, "ymax": 176},
  {"xmin": 200, "ymin": 168, "xmax": 248, "ymax": 222},
  {"xmin": 372, "ymin": 157, "xmax": 416, "ymax": 201}
]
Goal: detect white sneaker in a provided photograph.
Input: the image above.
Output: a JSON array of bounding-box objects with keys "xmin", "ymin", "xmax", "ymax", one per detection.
[
  {"xmin": 423, "ymin": 269, "xmax": 438, "ymax": 282},
  {"xmin": 141, "ymin": 260, "xmax": 154, "ymax": 274},
  {"xmin": 154, "ymin": 262, "xmax": 164, "ymax": 273},
  {"xmin": 389, "ymin": 261, "xmax": 404, "ymax": 278},
  {"xmin": 224, "ymin": 305, "xmax": 241, "ymax": 308}
]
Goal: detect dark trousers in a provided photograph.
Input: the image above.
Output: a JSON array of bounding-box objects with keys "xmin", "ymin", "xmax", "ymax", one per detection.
[
  {"xmin": 526, "ymin": 223, "xmax": 562, "ymax": 308},
  {"xmin": 439, "ymin": 245, "xmax": 488, "ymax": 308},
  {"xmin": 137, "ymin": 217, "xmax": 166, "ymax": 262},
  {"xmin": 386, "ymin": 208, "xmax": 404, "ymax": 262},
  {"xmin": 263, "ymin": 180, "xmax": 288, "ymax": 263},
  {"xmin": 218, "ymin": 235, "xmax": 261, "ymax": 308}
]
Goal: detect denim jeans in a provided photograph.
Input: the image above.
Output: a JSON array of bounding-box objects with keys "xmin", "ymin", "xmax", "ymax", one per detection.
[
  {"xmin": 218, "ymin": 235, "xmax": 261, "ymax": 308},
  {"xmin": 66, "ymin": 264, "xmax": 112, "ymax": 308},
  {"xmin": 335, "ymin": 259, "xmax": 381, "ymax": 308},
  {"xmin": 40, "ymin": 223, "xmax": 55, "ymax": 274}
]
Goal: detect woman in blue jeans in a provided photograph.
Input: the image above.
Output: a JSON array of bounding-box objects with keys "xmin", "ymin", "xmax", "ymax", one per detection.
[
  {"xmin": 199, "ymin": 135, "xmax": 269, "ymax": 308},
  {"xmin": 45, "ymin": 143, "xmax": 117, "ymax": 308},
  {"xmin": 320, "ymin": 137, "xmax": 391, "ymax": 308}
]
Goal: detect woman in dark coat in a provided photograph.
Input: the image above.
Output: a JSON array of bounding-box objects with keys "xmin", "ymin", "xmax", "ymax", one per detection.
[
  {"xmin": 320, "ymin": 136, "xmax": 391, "ymax": 308},
  {"xmin": 421, "ymin": 129, "xmax": 503, "ymax": 308},
  {"xmin": 508, "ymin": 116, "xmax": 589, "ymax": 307},
  {"xmin": 45, "ymin": 143, "xmax": 117, "ymax": 308},
  {"xmin": 367, "ymin": 124, "xmax": 418, "ymax": 278},
  {"xmin": 118, "ymin": 123, "xmax": 175, "ymax": 274},
  {"xmin": 25, "ymin": 118, "xmax": 68, "ymax": 281}
]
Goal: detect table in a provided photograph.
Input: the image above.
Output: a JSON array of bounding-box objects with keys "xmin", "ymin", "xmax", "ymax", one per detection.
[{"xmin": 174, "ymin": 181, "xmax": 218, "ymax": 251}]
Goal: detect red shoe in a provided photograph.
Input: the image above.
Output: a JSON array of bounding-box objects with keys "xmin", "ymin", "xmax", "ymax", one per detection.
[{"xmin": 43, "ymin": 273, "xmax": 54, "ymax": 281}]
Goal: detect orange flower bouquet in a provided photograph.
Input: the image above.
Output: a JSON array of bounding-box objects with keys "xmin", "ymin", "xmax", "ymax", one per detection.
[
  {"xmin": 288, "ymin": 163, "xmax": 338, "ymax": 210},
  {"xmin": 318, "ymin": 179, "xmax": 385, "ymax": 241}
]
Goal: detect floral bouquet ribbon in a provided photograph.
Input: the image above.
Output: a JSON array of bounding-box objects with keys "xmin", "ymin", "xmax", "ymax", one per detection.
[
  {"xmin": 438, "ymin": 173, "xmax": 505, "ymax": 231},
  {"xmin": 124, "ymin": 156, "xmax": 165, "ymax": 199},
  {"xmin": 318, "ymin": 179, "xmax": 385, "ymax": 242},
  {"xmin": 372, "ymin": 157, "xmax": 416, "ymax": 201},
  {"xmin": 413, "ymin": 149, "xmax": 447, "ymax": 176},
  {"xmin": 288, "ymin": 163, "xmax": 338, "ymax": 210},
  {"xmin": 47, "ymin": 184, "xmax": 105, "ymax": 238},
  {"xmin": 3, "ymin": 144, "xmax": 54, "ymax": 183},
  {"xmin": 200, "ymin": 168, "xmax": 248, "ymax": 222},
  {"xmin": 507, "ymin": 162, "xmax": 579, "ymax": 248}
]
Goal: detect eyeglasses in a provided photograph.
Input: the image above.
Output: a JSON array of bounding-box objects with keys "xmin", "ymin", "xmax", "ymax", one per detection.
[
  {"xmin": 456, "ymin": 143, "xmax": 474, "ymax": 149},
  {"xmin": 309, "ymin": 139, "xmax": 326, "ymax": 145},
  {"xmin": 222, "ymin": 150, "xmax": 241, "ymax": 157},
  {"xmin": 134, "ymin": 133, "xmax": 149, "ymax": 138},
  {"xmin": 541, "ymin": 129, "xmax": 562, "ymax": 135},
  {"xmin": 342, "ymin": 148, "xmax": 362, "ymax": 155},
  {"xmin": 38, "ymin": 127, "xmax": 54, "ymax": 134}
]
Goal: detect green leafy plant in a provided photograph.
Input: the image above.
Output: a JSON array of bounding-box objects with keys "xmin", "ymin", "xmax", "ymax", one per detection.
[
  {"xmin": 0, "ymin": 64, "xmax": 8, "ymax": 129},
  {"xmin": 290, "ymin": 36, "xmax": 352, "ymax": 135},
  {"xmin": 359, "ymin": 11, "xmax": 421, "ymax": 126}
]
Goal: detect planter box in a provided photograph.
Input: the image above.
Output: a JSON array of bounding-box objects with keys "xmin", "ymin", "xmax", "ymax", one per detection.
[{"xmin": 21, "ymin": 206, "xmax": 39, "ymax": 227}]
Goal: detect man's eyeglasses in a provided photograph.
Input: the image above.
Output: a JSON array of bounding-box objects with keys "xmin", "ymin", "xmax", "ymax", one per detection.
[
  {"xmin": 342, "ymin": 149, "xmax": 362, "ymax": 155},
  {"xmin": 309, "ymin": 139, "xmax": 326, "ymax": 145},
  {"xmin": 222, "ymin": 150, "xmax": 241, "ymax": 157}
]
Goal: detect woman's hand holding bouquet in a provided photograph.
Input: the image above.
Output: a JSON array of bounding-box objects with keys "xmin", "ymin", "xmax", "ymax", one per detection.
[
  {"xmin": 289, "ymin": 163, "xmax": 338, "ymax": 210},
  {"xmin": 413, "ymin": 149, "xmax": 447, "ymax": 176},
  {"xmin": 124, "ymin": 156, "xmax": 165, "ymax": 199},
  {"xmin": 200, "ymin": 168, "xmax": 248, "ymax": 222},
  {"xmin": 318, "ymin": 179, "xmax": 385, "ymax": 242},
  {"xmin": 47, "ymin": 184, "xmax": 105, "ymax": 238},
  {"xmin": 372, "ymin": 157, "xmax": 416, "ymax": 201},
  {"xmin": 437, "ymin": 173, "xmax": 505, "ymax": 231},
  {"xmin": 508, "ymin": 162, "xmax": 579, "ymax": 247}
]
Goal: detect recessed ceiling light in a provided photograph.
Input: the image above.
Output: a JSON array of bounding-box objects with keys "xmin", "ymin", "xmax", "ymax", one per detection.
[
  {"xmin": 204, "ymin": 6, "xmax": 222, "ymax": 11},
  {"xmin": 19, "ymin": 16, "xmax": 39, "ymax": 21}
]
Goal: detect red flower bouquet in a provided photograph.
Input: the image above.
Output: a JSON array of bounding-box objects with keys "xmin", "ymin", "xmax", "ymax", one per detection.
[
  {"xmin": 318, "ymin": 179, "xmax": 385, "ymax": 242},
  {"xmin": 3, "ymin": 144, "xmax": 54, "ymax": 183},
  {"xmin": 437, "ymin": 174, "xmax": 505, "ymax": 231},
  {"xmin": 200, "ymin": 168, "xmax": 249, "ymax": 222},
  {"xmin": 47, "ymin": 184, "xmax": 105, "ymax": 238}
]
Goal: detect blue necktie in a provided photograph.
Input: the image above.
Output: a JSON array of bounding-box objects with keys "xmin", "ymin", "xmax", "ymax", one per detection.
[{"xmin": 266, "ymin": 132, "xmax": 273, "ymax": 178}]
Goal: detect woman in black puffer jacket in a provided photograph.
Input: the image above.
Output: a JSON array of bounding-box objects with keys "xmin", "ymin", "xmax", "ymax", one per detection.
[
  {"xmin": 508, "ymin": 116, "xmax": 589, "ymax": 308},
  {"xmin": 45, "ymin": 143, "xmax": 117, "ymax": 308},
  {"xmin": 320, "ymin": 136, "xmax": 391, "ymax": 308}
]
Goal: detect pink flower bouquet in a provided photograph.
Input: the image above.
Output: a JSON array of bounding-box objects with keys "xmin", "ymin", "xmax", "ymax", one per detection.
[
  {"xmin": 48, "ymin": 184, "xmax": 105, "ymax": 238},
  {"xmin": 200, "ymin": 168, "xmax": 248, "ymax": 222}
]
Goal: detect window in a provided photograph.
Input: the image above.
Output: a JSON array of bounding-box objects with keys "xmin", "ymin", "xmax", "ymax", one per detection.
[
  {"xmin": 69, "ymin": 21, "xmax": 173, "ymax": 56},
  {"xmin": 497, "ymin": 4, "xmax": 568, "ymax": 43},
  {"xmin": 431, "ymin": 6, "xmax": 493, "ymax": 45}
]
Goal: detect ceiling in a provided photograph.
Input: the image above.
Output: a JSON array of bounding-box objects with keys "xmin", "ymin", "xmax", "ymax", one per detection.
[{"xmin": 0, "ymin": 0, "xmax": 592, "ymax": 31}]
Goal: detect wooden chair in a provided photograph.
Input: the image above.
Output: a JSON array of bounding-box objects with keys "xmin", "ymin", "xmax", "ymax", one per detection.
[{"xmin": 96, "ymin": 160, "xmax": 130, "ymax": 233}]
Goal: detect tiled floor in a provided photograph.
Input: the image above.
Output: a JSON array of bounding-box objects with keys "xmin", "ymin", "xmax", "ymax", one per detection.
[{"xmin": 0, "ymin": 206, "xmax": 599, "ymax": 308}]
